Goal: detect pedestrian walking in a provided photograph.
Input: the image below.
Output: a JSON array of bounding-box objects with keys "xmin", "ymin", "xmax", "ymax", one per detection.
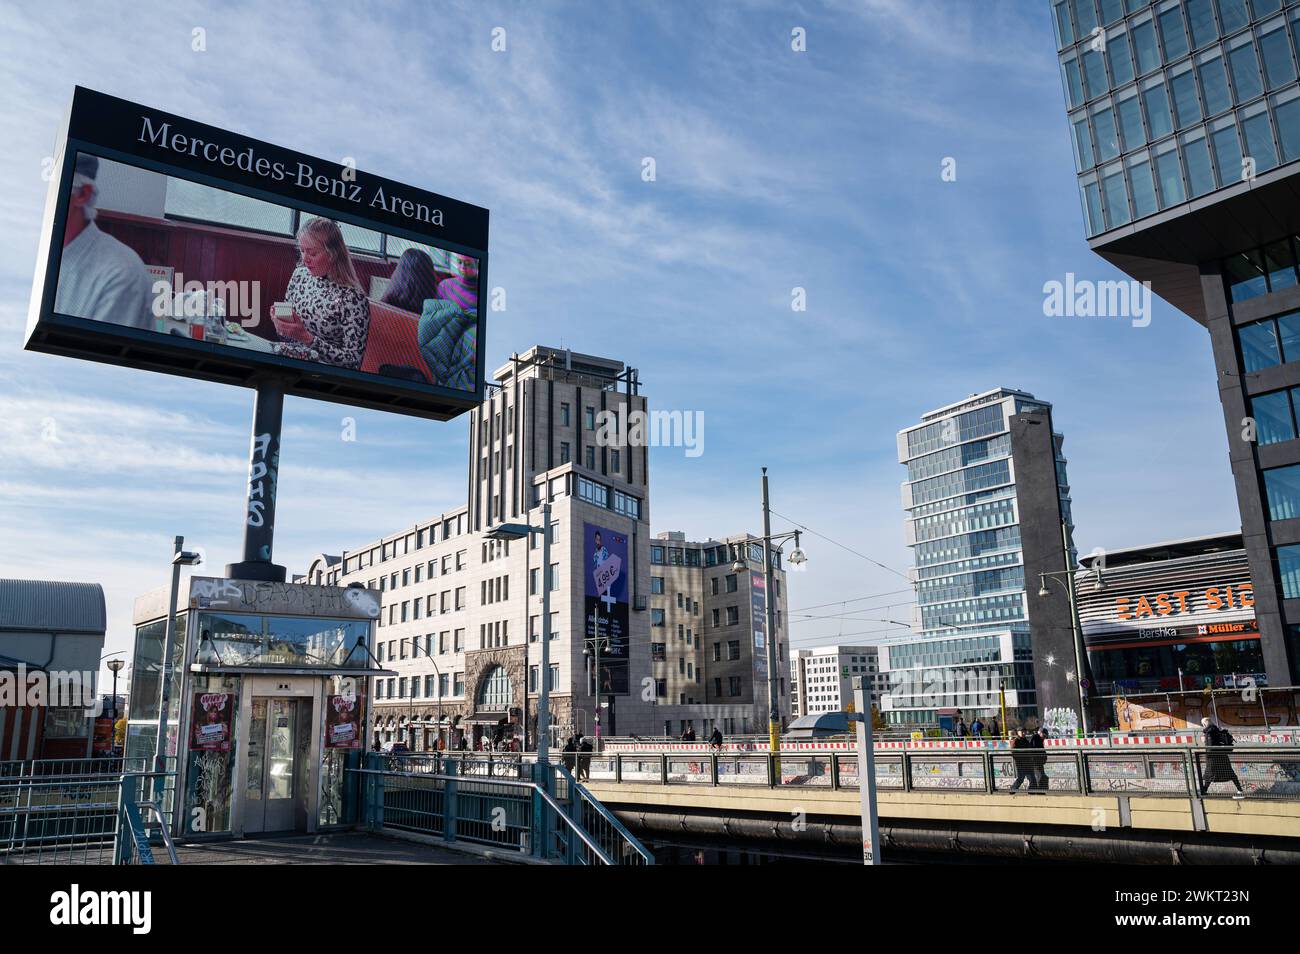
[
  {"xmin": 955, "ymin": 717, "xmax": 968, "ymax": 738},
  {"xmin": 1030, "ymin": 727, "xmax": 1050, "ymax": 791},
  {"xmin": 709, "ymin": 727, "xmax": 723, "ymax": 750},
  {"xmin": 987, "ymin": 716, "xmax": 1000, "ymax": 739},
  {"xmin": 1199, "ymin": 717, "xmax": 1245, "ymax": 799},
  {"xmin": 577, "ymin": 734, "xmax": 593, "ymax": 781},
  {"xmin": 562, "ymin": 735, "xmax": 577, "ymax": 774},
  {"xmin": 971, "ymin": 717, "xmax": 984, "ymax": 738},
  {"xmin": 1009, "ymin": 729, "xmax": 1034, "ymax": 792}
]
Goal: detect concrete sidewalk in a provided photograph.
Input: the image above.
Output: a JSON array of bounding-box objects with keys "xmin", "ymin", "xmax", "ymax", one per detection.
[{"xmin": 174, "ymin": 832, "xmax": 513, "ymax": 865}]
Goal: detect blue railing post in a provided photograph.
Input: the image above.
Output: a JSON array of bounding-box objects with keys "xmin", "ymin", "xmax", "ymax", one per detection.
[
  {"xmin": 531, "ymin": 761, "xmax": 549, "ymax": 861},
  {"xmin": 370, "ymin": 754, "xmax": 386, "ymax": 831},
  {"xmin": 444, "ymin": 759, "xmax": 458, "ymax": 843}
]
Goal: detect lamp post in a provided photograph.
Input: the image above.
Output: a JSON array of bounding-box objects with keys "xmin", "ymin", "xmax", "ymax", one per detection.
[
  {"xmin": 486, "ymin": 503, "xmax": 552, "ymax": 767},
  {"xmin": 1036, "ymin": 520, "xmax": 1102, "ymax": 737},
  {"xmin": 410, "ymin": 639, "xmax": 444, "ymax": 749},
  {"xmin": 156, "ymin": 536, "xmax": 202, "ymax": 801},
  {"xmin": 583, "ymin": 600, "xmax": 607, "ymax": 749},
  {"xmin": 731, "ymin": 467, "xmax": 807, "ymax": 765},
  {"xmin": 106, "ymin": 657, "xmax": 126, "ymax": 722}
]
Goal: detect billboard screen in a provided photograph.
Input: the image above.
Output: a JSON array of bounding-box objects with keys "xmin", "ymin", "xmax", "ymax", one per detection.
[
  {"xmin": 584, "ymin": 522, "xmax": 630, "ymax": 696},
  {"xmin": 27, "ymin": 88, "xmax": 489, "ymax": 420}
]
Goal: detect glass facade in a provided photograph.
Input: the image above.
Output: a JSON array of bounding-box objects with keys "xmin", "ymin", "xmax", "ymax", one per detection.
[
  {"xmin": 889, "ymin": 391, "xmax": 1073, "ymax": 725},
  {"xmin": 1056, "ymin": 0, "xmax": 1300, "ymax": 237}
]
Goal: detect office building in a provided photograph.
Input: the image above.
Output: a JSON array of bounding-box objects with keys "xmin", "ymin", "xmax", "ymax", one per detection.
[
  {"xmin": 648, "ymin": 531, "xmax": 790, "ymax": 738},
  {"xmin": 1051, "ymin": 0, "xmax": 1300, "ymax": 685},
  {"xmin": 790, "ymin": 645, "xmax": 885, "ymax": 717},
  {"xmin": 881, "ymin": 388, "xmax": 1081, "ymax": 728},
  {"xmin": 304, "ymin": 346, "xmax": 788, "ymax": 747}
]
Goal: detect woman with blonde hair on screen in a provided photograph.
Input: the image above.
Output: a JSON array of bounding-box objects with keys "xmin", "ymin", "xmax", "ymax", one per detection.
[{"xmin": 272, "ymin": 217, "xmax": 370, "ymax": 369}]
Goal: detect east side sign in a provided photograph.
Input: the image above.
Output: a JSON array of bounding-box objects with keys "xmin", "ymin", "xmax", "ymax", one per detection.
[{"xmin": 1115, "ymin": 583, "xmax": 1253, "ymax": 621}]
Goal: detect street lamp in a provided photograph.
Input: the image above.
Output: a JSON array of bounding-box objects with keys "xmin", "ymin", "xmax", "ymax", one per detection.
[
  {"xmin": 731, "ymin": 467, "xmax": 807, "ymax": 763},
  {"xmin": 486, "ymin": 504, "xmax": 552, "ymax": 768},
  {"xmin": 106, "ymin": 657, "xmax": 126, "ymax": 723},
  {"xmin": 408, "ymin": 640, "xmax": 444, "ymax": 750},
  {"xmin": 156, "ymin": 537, "xmax": 201, "ymax": 799},
  {"xmin": 1036, "ymin": 520, "xmax": 1099, "ymax": 737}
]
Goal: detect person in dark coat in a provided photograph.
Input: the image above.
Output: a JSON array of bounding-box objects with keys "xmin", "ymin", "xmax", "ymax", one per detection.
[
  {"xmin": 709, "ymin": 728, "xmax": 724, "ymax": 750},
  {"xmin": 1009, "ymin": 729, "xmax": 1034, "ymax": 792},
  {"xmin": 577, "ymin": 734, "xmax": 593, "ymax": 781},
  {"xmin": 681, "ymin": 724, "xmax": 697, "ymax": 742},
  {"xmin": 1029, "ymin": 727, "xmax": 1050, "ymax": 791},
  {"xmin": 562, "ymin": 736, "xmax": 577, "ymax": 775},
  {"xmin": 1199, "ymin": 718, "xmax": 1245, "ymax": 798}
]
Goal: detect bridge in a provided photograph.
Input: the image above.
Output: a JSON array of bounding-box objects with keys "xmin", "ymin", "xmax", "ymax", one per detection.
[{"xmin": 576, "ymin": 737, "xmax": 1300, "ymax": 863}]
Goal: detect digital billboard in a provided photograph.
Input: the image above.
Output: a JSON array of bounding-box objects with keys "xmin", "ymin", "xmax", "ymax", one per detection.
[
  {"xmin": 26, "ymin": 88, "xmax": 489, "ymax": 420},
  {"xmin": 585, "ymin": 522, "xmax": 630, "ymax": 696}
]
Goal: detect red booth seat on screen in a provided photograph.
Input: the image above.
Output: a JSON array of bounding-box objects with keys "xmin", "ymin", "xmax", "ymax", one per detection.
[{"xmin": 362, "ymin": 300, "xmax": 434, "ymax": 383}]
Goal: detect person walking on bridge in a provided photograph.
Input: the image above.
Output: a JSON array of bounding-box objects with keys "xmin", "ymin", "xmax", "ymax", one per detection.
[
  {"xmin": 1199, "ymin": 717, "xmax": 1245, "ymax": 799},
  {"xmin": 709, "ymin": 727, "xmax": 723, "ymax": 750},
  {"xmin": 1009, "ymin": 729, "xmax": 1034, "ymax": 792}
]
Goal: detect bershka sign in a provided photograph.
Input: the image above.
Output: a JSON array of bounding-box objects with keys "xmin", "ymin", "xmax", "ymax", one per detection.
[
  {"xmin": 66, "ymin": 87, "xmax": 487, "ymax": 247},
  {"xmin": 49, "ymin": 884, "xmax": 151, "ymax": 934}
]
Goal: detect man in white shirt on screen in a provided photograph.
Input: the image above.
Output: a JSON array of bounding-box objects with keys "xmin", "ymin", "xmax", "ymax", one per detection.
[{"xmin": 53, "ymin": 154, "xmax": 154, "ymax": 331}]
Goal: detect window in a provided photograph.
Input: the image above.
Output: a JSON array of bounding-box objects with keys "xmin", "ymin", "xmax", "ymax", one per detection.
[
  {"xmin": 560, "ymin": 403, "xmax": 571, "ymax": 426},
  {"xmin": 1278, "ymin": 544, "xmax": 1300, "ymax": 598},
  {"xmin": 651, "ymin": 577, "xmax": 664, "ymax": 595},
  {"xmin": 478, "ymin": 665, "xmax": 513, "ymax": 709},
  {"xmin": 549, "ymin": 563, "xmax": 559, "ymax": 592},
  {"xmin": 651, "ymin": 608, "xmax": 665, "ymax": 627},
  {"xmin": 1259, "ymin": 21, "xmax": 1295, "ymax": 90},
  {"xmin": 585, "ymin": 446, "xmax": 595, "ymax": 470},
  {"xmin": 1132, "ymin": 18, "xmax": 1161, "ymax": 76},
  {"xmin": 585, "ymin": 407, "xmax": 596, "ymax": 430},
  {"xmin": 651, "ymin": 546, "xmax": 665, "ymax": 564},
  {"xmin": 710, "ymin": 577, "xmax": 719, "ymax": 596},
  {"xmin": 454, "ymin": 672, "xmax": 465, "ymax": 696},
  {"xmin": 728, "ymin": 676, "xmax": 742, "ymax": 697},
  {"xmin": 1228, "ymin": 35, "xmax": 1263, "ymax": 103},
  {"xmin": 711, "ymin": 608, "xmax": 720, "ymax": 628},
  {"xmin": 1238, "ymin": 312, "xmax": 1300, "ymax": 369},
  {"xmin": 728, "ymin": 640, "xmax": 740, "ymax": 661},
  {"xmin": 1265, "ymin": 463, "xmax": 1300, "ymax": 520},
  {"xmin": 1158, "ymin": 4, "xmax": 1189, "ymax": 62},
  {"xmin": 1199, "ymin": 53, "xmax": 1231, "ymax": 117},
  {"xmin": 560, "ymin": 443, "xmax": 571, "ymax": 464}
]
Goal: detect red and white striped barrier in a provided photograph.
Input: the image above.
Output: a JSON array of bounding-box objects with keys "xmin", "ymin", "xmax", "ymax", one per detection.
[
  {"xmin": 1112, "ymin": 734, "xmax": 1195, "ymax": 745},
  {"xmin": 602, "ymin": 729, "xmax": 1299, "ymax": 754}
]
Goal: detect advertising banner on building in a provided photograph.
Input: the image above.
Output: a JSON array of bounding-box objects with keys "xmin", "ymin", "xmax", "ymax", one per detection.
[
  {"xmin": 190, "ymin": 692, "xmax": 233, "ymax": 752},
  {"xmin": 26, "ymin": 88, "xmax": 488, "ymax": 421},
  {"xmin": 585, "ymin": 523, "xmax": 629, "ymax": 695},
  {"xmin": 751, "ymin": 569, "xmax": 769, "ymax": 691}
]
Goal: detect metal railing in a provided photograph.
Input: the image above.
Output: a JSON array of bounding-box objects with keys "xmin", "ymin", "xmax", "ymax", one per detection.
[
  {"xmin": 353, "ymin": 753, "xmax": 654, "ymax": 863},
  {"xmin": 0, "ymin": 759, "xmax": 177, "ymax": 865},
  {"xmin": 578, "ymin": 748, "xmax": 1300, "ymax": 800}
]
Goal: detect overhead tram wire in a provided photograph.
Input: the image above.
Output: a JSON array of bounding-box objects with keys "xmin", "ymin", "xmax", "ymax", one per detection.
[
  {"xmin": 788, "ymin": 588, "xmax": 914, "ymax": 614},
  {"xmin": 767, "ymin": 508, "xmax": 910, "ymax": 581}
]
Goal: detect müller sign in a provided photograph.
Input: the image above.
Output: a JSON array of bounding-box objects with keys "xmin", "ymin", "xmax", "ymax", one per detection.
[{"xmin": 138, "ymin": 116, "xmax": 444, "ymax": 227}]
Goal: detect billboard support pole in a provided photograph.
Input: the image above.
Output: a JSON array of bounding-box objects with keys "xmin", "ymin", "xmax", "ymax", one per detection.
[
  {"xmin": 851, "ymin": 676, "xmax": 881, "ymax": 865},
  {"xmin": 226, "ymin": 379, "xmax": 287, "ymax": 582}
]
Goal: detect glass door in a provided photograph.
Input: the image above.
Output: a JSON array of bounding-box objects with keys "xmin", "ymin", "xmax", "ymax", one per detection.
[{"xmin": 245, "ymin": 697, "xmax": 304, "ymax": 833}]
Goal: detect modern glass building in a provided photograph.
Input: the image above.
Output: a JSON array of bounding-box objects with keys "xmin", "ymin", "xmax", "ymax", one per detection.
[
  {"xmin": 882, "ymin": 389, "xmax": 1085, "ymax": 729},
  {"xmin": 1052, "ymin": 0, "xmax": 1300, "ymax": 687}
]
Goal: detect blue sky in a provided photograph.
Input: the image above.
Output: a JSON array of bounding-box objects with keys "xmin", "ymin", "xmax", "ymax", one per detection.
[{"xmin": 0, "ymin": 0, "xmax": 1238, "ymax": 684}]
